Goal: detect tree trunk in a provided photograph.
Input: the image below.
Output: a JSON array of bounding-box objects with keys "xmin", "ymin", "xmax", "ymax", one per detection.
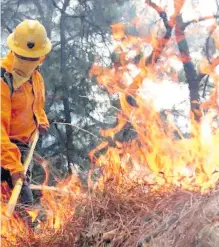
[
  {"xmin": 60, "ymin": 0, "xmax": 74, "ymax": 173},
  {"xmin": 175, "ymin": 15, "xmax": 202, "ymax": 122}
]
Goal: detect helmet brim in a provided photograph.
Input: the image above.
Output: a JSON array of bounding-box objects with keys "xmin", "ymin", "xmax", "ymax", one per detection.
[{"xmin": 7, "ymin": 33, "xmax": 52, "ymax": 58}]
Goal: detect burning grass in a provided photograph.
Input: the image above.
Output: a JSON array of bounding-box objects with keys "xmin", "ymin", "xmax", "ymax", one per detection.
[{"xmin": 2, "ymin": 182, "xmax": 219, "ymax": 247}]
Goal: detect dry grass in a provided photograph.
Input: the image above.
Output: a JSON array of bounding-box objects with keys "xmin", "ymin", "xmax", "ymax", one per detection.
[{"xmin": 2, "ymin": 182, "xmax": 219, "ymax": 247}]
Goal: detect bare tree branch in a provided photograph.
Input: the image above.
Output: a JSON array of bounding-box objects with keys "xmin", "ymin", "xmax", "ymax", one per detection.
[
  {"xmin": 51, "ymin": 0, "xmax": 84, "ymax": 18},
  {"xmin": 183, "ymin": 15, "xmax": 219, "ymax": 30},
  {"xmin": 146, "ymin": 0, "xmax": 186, "ymax": 65}
]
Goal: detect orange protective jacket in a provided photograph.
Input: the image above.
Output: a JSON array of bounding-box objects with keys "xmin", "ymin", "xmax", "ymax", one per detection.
[{"xmin": 1, "ymin": 52, "xmax": 49, "ymax": 174}]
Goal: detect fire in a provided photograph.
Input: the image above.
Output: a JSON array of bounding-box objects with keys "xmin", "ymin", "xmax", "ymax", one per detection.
[
  {"xmin": 89, "ymin": 17, "xmax": 219, "ymax": 193},
  {"xmin": 1, "ymin": 173, "xmax": 83, "ymax": 245},
  {"xmin": 1, "ymin": 183, "xmax": 27, "ymax": 244},
  {"xmin": 1, "ymin": 5, "xmax": 219, "ymax": 246}
]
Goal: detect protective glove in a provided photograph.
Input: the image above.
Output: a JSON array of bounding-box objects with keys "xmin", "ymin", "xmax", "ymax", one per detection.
[
  {"xmin": 38, "ymin": 124, "xmax": 48, "ymax": 136},
  {"xmin": 11, "ymin": 171, "xmax": 25, "ymax": 187}
]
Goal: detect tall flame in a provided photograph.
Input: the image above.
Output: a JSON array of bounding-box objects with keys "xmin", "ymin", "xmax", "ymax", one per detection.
[{"xmin": 89, "ymin": 19, "xmax": 219, "ymax": 193}]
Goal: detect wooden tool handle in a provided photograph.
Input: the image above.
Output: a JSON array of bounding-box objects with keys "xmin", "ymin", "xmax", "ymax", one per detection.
[{"xmin": 4, "ymin": 130, "xmax": 39, "ymax": 219}]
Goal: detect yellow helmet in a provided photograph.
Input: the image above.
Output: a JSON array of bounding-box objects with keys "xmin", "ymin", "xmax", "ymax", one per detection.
[{"xmin": 7, "ymin": 19, "xmax": 52, "ymax": 58}]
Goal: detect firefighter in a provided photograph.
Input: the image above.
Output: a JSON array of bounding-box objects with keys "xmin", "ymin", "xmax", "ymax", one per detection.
[{"xmin": 1, "ymin": 19, "xmax": 52, "ymax": 206}]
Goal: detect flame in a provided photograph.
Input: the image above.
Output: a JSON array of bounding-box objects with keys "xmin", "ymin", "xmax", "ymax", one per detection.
[
  {"xmin": 1, "ymin": 172, "xmax": 83, "ymax": 245},
  {"xmin": 1, "ymin": 183, "xmax": 27, "ymax": 244},
  {"xmin": 89, "ymin": 18, "xmax": 219, "ymax": 194}
]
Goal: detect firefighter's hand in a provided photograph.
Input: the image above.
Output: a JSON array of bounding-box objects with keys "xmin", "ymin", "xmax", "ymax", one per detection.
[
  {"xmin": 38, "ymin": 125, "xmax": 48, "ymax": 136},
  {"xmin": 11, "ymin": 171, "xmax": 25, "ymax": 187}
]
